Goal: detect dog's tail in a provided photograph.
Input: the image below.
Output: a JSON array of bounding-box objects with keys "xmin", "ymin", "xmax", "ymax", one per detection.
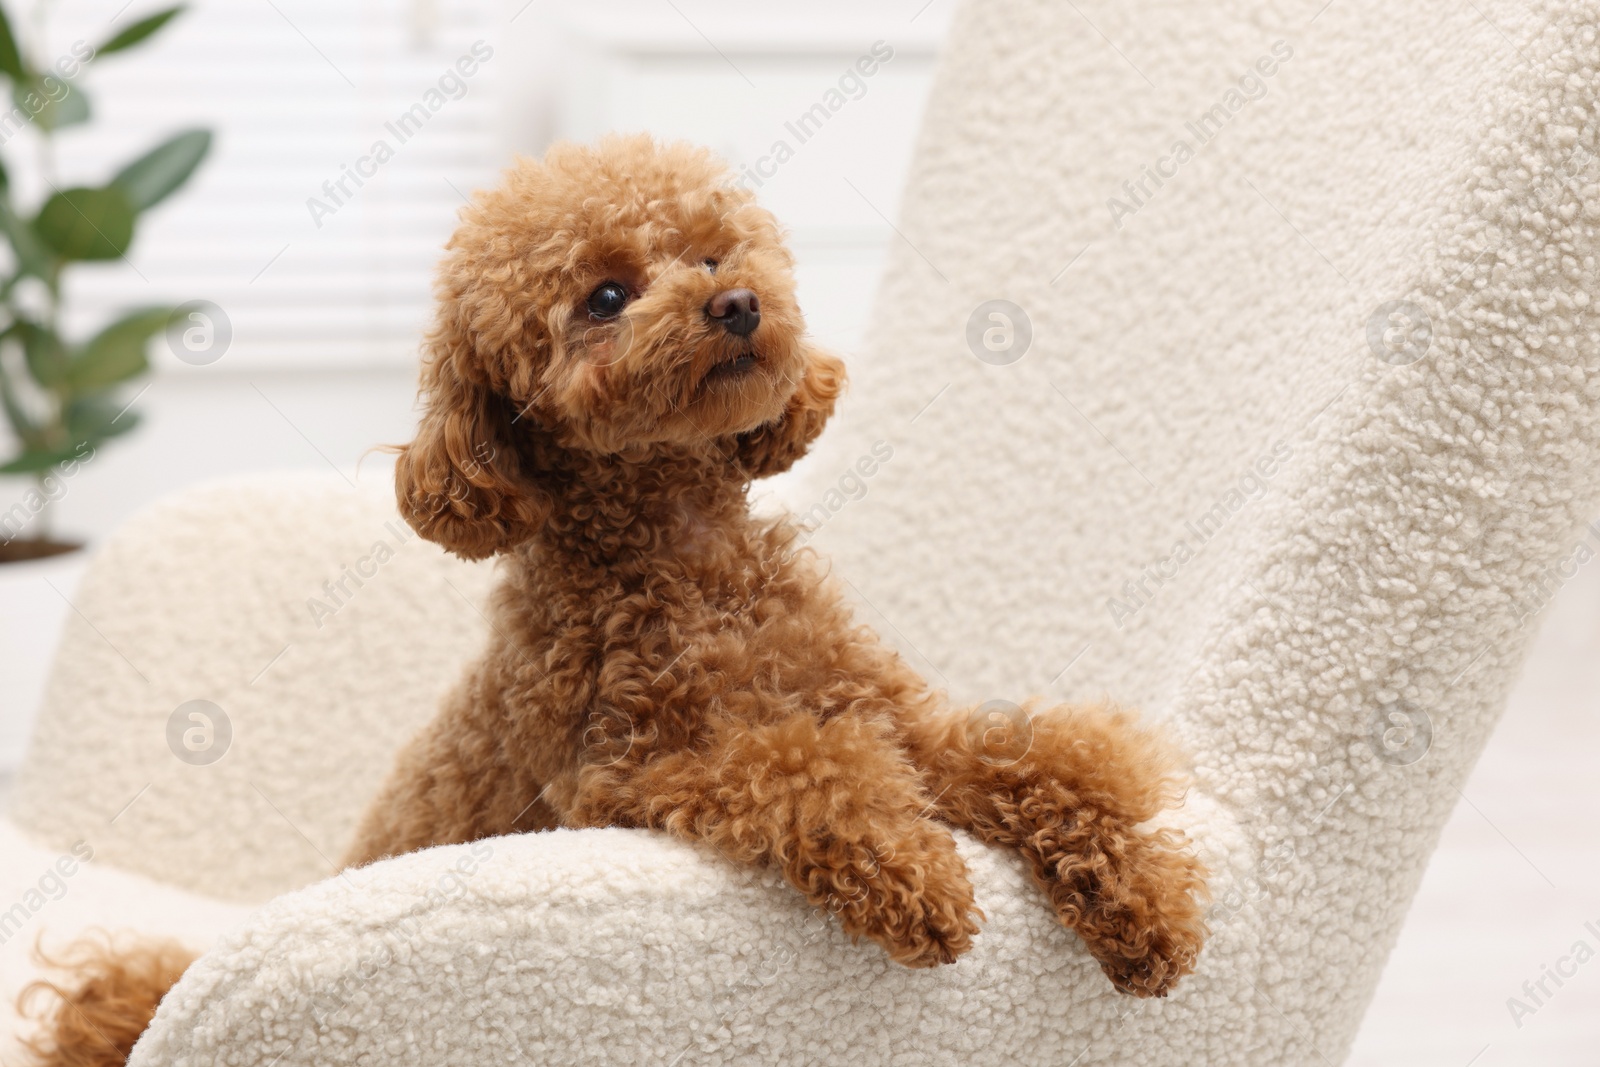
[{"xmin": 15, "ymin": 934, "xmax": 196, "ymax": 1067}]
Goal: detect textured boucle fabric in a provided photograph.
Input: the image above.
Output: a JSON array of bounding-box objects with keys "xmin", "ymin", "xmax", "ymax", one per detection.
[
  {"xmin": 0, "ymin": 820, "xmax": 249, "ymax": 1058},
  {"xmin": 129, "ymin": 831, "xmax": 1191, "ymax": 1066},
  {"xmin": 791, "ymin": 0, "xmax": 1600, "ymax": 1062},
  {"xmin": 12, "ymin": 0, "xmax": 1600, "ymax": 1061},
  {"xmin": 8, "ymin": 473, "xmax": 495, "ymax": 902}
]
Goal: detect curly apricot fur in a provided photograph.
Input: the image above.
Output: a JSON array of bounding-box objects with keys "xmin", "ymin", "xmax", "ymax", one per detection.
[{"xmin": 15, "ymin": 934, "xmax": 195, "ymax": 1067}]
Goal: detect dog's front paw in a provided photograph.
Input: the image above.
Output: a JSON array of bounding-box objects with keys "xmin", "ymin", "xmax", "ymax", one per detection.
[
  {"xmin": 1044, "ymin": 825, "xmax": 1208, "ymax": 997},
  {"xmin": 825, "ymin": 823, "xmax": 982, "ymax": 968},
  {"xmin": 1086, "ymin": 895, "xmax": 1205, "ymax": 998}
]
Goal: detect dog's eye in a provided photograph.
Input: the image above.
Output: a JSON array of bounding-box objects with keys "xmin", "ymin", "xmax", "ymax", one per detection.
[
  {"xmin": 703, "ymin": 259, "xmax": 718, "ymax": 273},
  {"xmin": 586, "ymin": 282, "xmax": 629, "ymax": 319}
]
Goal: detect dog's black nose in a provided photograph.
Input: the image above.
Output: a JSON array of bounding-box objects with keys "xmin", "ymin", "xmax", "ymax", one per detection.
[{"xmin": 707, "ymin": 288, "xmax": 760, "ymax": 336}]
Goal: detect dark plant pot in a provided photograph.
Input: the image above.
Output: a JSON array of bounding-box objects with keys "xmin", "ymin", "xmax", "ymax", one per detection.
[{"xmin": 0, "ymin": 537, "xmax": 82, "ymax": 565}]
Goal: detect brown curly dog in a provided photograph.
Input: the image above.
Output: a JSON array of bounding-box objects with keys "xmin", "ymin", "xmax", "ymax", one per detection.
[{"xmin": 20, "ymin": 135, "xmax": 1206, "ymax": 1066}]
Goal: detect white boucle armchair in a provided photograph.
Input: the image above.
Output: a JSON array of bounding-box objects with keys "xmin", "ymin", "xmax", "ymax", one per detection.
[{"xmin": 5, "ymin": 0, "xmax": 1600, "ymax": 1062}]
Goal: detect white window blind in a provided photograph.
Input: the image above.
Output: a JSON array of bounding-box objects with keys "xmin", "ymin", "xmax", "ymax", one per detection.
[{"xmin": 20, "ymin": 0, "xmax": 504, "ymax": 371}]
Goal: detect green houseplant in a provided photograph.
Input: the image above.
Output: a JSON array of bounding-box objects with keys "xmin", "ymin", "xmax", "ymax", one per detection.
[{"xmin": 0, "ymin": 2, "xmax": 210, "ymax": 562}]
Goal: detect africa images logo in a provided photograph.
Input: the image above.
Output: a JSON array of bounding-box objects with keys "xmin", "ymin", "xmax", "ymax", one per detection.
[{"xmin": 1106, "ymin": 40, "xmax": 1294, "ymax": 230}]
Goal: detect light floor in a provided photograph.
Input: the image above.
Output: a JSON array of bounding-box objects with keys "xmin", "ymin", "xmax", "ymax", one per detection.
[{"xmin": 1348, "ymin": 558, "xmax": 1600, "ymax": 1064}]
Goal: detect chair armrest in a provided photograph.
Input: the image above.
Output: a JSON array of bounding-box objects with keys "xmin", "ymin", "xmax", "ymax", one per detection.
[{"xmin": 128, "ymin": 824, "xmax": 1232, "ymax": 1066}]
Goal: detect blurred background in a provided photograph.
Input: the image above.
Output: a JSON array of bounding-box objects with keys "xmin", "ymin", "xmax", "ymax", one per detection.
[
  {"xmin": 0, "ymin": 2, "xmax": 1594, "ymax": 1063},
  {"xmin": 0, "ymin": 0, "xmax": 951, "ymax": 759}
]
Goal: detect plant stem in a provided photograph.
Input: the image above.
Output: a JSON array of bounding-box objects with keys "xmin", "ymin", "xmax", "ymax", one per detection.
[
  {"xmin": 32, "ymin": 469, "xmax": 50, "ymax": 540},
  {"xmin": 24, "ymin": 0, "xmax": 59, "ymax": 546}
]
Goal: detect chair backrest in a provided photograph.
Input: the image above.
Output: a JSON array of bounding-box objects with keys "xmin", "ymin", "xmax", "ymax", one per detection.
[
  {"xmin": 788, "ymin": 0, "xmax": 1600, "ymax": 1058},
  {"xmin": 11, "ymin": 474, "xmax": 495, "ymax": 902}
]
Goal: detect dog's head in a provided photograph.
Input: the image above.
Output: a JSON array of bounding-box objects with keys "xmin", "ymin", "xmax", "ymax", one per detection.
[{"xmin": 394, "ymin": 135, "xmax": 845, "ymax": 560}]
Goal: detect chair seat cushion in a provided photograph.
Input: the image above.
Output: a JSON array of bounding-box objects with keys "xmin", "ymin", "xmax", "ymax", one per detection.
[{"xmin": 0, "ymin": 817, "xmax": 248, "ymax": 1060}]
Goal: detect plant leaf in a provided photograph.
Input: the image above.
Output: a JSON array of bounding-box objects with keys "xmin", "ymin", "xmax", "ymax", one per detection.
[
  {"xmin": 96, "ymin": 6, "xmax": 186, "ymax": 57},
  {"xmin": 0, "ymin": 200, "xmax": 54, "ymax": 277},
  {"xmin": 0, "ymin": 6, "xmax": 26, "ymax": 82},
  {"xmin": 17, "ymin": 79, "xmax": 90, "ymax": 131},
  {"xmin": 64, "ymin": 393, "xmax": 138, "ymax": 443},
  {"xmin": 0, "ymin": 444, "xmax": 84, "ymax": 474},
  {"xmin": 112, "ymin": 128, "xmax": 211, "ymax": 211},
  {"xmin": 67, "ymin": 307, "xmax": 169, "ymax": 390},
  {"xmin": 33, "ymin": 185, "xmax": 136, "ymax": 261},
  {"xmin": 13, "ymin": 320, "xmax": 67, "ymax": 389}
]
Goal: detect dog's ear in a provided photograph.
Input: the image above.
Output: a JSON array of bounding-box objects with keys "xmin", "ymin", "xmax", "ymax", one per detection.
[
  {"xmin": 732, "ymin": 347, "xmax": 846, "ymax": 480},
  {"xmin": 393, "ymin": 325, "xmax": 552, "ymax": 561}
]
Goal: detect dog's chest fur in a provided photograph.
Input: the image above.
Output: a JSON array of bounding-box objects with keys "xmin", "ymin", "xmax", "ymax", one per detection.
[{"xmin": 498, "ymin": 508, "xmax": 875, "ymax": 747}]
